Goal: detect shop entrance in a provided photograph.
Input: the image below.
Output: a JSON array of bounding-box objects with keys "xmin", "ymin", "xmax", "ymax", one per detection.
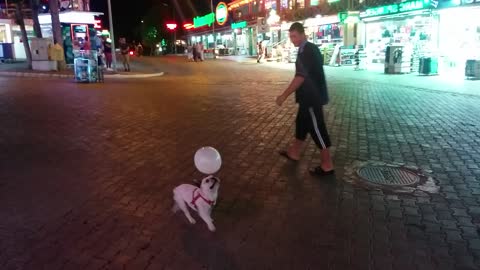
[
  {"xmin": 363, "ymin": 15, "xmax": 437, "ymax": 72},
  {"xmin": 438, "ymin": 7, "xmax": 480, "ymax": 76}
]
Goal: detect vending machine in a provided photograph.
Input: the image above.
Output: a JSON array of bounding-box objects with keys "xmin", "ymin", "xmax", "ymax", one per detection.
[{"xmin": 71, "ymin": 24, "xmax": 90, "ymax": 50}]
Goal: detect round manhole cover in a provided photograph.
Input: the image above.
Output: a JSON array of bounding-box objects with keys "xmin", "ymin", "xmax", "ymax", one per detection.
[{"xmin": 357, "ymin": 166, "xmax": 420, "ymax": 186}]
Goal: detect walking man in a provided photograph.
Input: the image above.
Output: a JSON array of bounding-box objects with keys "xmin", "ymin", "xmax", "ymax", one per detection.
[{"xmin": 276, "ymin": 22, "xmax": 334, "ymax": 176}]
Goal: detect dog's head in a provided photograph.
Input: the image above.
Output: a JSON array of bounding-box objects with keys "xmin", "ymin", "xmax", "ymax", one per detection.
[{"xmin": 200, "ymin": 176, "xmax": 220, "ymax": 196}]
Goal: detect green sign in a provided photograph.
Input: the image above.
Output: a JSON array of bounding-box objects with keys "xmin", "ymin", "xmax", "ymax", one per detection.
[
  {"xmin": 194, "ymin": 12, "xmax": 215, "ymax": 28},
  {"xmin": 231, "ymin": 21, "xmax": 247, "ymax": 29},
  {"xmin": 338, "ymin": 12, "xmax": 348, "ymax": 23},
  {"xmin": 360, "ymin": 0, "xmax": 431, "ymax": 18}
]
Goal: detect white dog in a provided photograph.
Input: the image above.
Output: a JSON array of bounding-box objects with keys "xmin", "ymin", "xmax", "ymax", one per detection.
[{"xmin": 172, "ymin": 175, "xmax": 220, "ymax": 232}]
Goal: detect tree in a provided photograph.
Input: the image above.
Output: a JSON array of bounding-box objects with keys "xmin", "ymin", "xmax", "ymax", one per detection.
[
  {"xmin": 143, "ymin": 26, "xmax": 160, "ymax": 55},
  {"xmin": 30, "ymin": 0, "xmax": 43, "ymax": 38},
  {"xmin": 13, "ymin": 0, "xmax": 33, "ymax": 69},
  {"xmin": 49, "ymin": 0, "xmax": 64, "ymax": 69}
]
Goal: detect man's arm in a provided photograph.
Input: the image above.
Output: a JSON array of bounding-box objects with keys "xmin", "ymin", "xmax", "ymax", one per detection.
[
  {"xmin": 276, "ymin": 76, "xmax": 304, "ymax": 106},
  {"xmin": 276, "ymin": 45, "xmax": 314, "ymax": 106}
]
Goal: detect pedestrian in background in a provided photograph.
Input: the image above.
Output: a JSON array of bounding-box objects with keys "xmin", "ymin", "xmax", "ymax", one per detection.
[
  {"xmin": 276, "ymin": 22, "xmax": 334, "ymax": 176},
  {"xmin": 187, "ymin": 44, "xmax": 193, "ymax": 61},
  {"xmin": 192, "ymin": 43, "xmax": 198, "ymax": 62},
  {"xmin": 119, "ymin": 38, "xmax": 131, "ymax": 72},
  {"xmin": 103, "ymin": 37, "xmax": 113, "ymax": 70},
  {"xmin": 137, "ymin": 42, "xmax": 143, "ymax": 57},
  {"xmin": 200, "ymin": 43, "xmax": 205, "ymax": 61},
  {"xmin": 195, "ymin": 42, "xmax": 203, "ymax": 62},
  {"xmin": 257, "ymin": 41, "xmax": 264, "ymax": 63}
]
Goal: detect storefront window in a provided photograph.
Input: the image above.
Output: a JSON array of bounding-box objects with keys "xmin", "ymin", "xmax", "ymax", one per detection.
[
  {"xmin": 280, "ymin": 0, "xmax": 289, "ymax": 9},
  {"xmin": 438, "ymin": 7, "xmax": 480, "ymax": 74},
  {"xmin": 265, "ymin": 0, "xmax": 277, "ymax": 11},
  {"xmin": 364, "ymin": 15, "xmax": 436, "ymax": 65},
  {"xmin": 317, "ymin": 24, "xmax": 342, "ymax": 41},
  {"xmin": 296, "ymin": 0, "xmax": 305, "ymax": 8},
  {"xmin": 0, "ymin": 24, "xmax": 7, "ymax": 43},
  {"xmin": 235, "ymin": 29, "xmax": 246, "ymax": 55}
]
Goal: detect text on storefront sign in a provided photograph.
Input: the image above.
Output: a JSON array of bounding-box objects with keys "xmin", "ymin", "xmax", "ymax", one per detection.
[
  {"xmin": 194, "ymin": 13, "xmax": 215, "ymax": 28},
  {"xmin": 231, "ymin": 21, "xmax": 247, "ymax": 29},
  {"xmin": 360, "ymin": 0, "xmax": 431, "ymax": 18}
]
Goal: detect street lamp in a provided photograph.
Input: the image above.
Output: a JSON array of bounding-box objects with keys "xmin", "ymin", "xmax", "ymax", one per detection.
[
  {"xmin": 210, "ymin": 0, "xmax": 216, "ymax": 58},
  {"xmin": 107, "ymin": 0, "xmax": 117, "ymax": 71},
  {"xmin": 166, "ymin": 23, "xmax": 177, "ymax": 54},
  {"xmin": 161, "ymin": 1, "xmax": 177, "ymax": 54}
]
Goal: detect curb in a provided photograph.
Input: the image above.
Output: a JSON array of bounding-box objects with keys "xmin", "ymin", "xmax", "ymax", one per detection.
[
  {"xmin": 104, "ymin": 72, "xmax": 164, "ymax": 79},
  {"xmin": 0, "ymin": 71, "xmax": 72, "ymax": 78},
  {"xmin": 0, "ymin": 71, "xmax": 165, "ymax": 79}
]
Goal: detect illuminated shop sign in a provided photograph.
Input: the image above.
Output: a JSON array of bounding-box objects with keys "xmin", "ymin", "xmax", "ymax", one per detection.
[
  {"xmin": 216, "ymin": 2, "xmax": 229, "ymax": 26},
  {"xmin": 193, "ymin": 12, "xmax": 215, "ymax": 28},
  {"xmin": 231, "ymin": 21, "xmax": 247, "ymax": 29},
  {"xmin": 360, "ymin": 0, "xmax": 431, "ymax": 18},
  {"xmin": 193, "ymin": 13, "xmax": 215, "ymax": 28},
  {"xmin": 436, "ymin": 0, "xmax": 480, "ymax": 8}
]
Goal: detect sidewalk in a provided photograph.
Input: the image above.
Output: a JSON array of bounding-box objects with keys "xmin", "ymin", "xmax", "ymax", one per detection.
[{"xmin": 219, "ymin": 55, "xmax": 480, "ymax": 96}]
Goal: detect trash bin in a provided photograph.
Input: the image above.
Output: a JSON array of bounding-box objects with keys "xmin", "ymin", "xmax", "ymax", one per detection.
[
  {"xmin": 419, "ymin": 57, "xmax": 438, "ymax": 75},
  {"xmin": 465, "ymin": 60, "xmax": 480, "ymax": 80}
]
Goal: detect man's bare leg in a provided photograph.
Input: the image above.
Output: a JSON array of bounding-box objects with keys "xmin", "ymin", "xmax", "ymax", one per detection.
[
  {"xmin": 320, "ymin": 148, "xmax": 334, "ymax": 172},
  {"xmin": 287, "ymin": 139, "xmax": 305, "ymax": 161}
]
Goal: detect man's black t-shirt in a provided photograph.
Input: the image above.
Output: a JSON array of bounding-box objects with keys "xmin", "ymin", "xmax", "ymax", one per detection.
[{"xmin": 295, "ymin": 41, "xmax": 329, "ymax": 108}]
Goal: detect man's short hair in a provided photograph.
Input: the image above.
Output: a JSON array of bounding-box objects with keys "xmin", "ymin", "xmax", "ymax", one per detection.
[{"xmin": 289, "ymin": 22, "xmax": 305, "ymax": 34}]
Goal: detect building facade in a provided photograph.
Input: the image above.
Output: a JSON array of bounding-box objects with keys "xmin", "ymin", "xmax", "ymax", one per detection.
[{"xmin": 186, "ymin": 0, "xmax": 359, "ymax": 61}]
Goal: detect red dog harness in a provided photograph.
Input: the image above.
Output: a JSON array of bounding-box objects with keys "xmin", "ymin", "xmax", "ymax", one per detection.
[{"xmin": 191, "ymin": 188, "xmax": 214, "ymax": 209}]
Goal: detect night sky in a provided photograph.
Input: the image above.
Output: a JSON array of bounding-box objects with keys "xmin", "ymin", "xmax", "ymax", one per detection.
[{"xmin": 90, "ymin": 0, "xmax": 217, "ymax": 41}]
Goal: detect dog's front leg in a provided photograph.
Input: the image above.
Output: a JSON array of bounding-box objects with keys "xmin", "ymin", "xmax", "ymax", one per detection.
[{"xmin": 198, "ymin": 207, "xmax": 216, "ymax": 232}]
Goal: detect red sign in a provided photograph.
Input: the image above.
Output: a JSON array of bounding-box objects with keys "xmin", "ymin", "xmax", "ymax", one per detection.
[
  {"xmin": 94, "ymin": 19, "xmax": 102, "ymax": 29},
  {"xmin": 166, "ymin": 23, "xmax": 177, "ymax": 30},
  {"xmin": 183, "ymin": 23, "xmax": 194, "ymax": 30}
]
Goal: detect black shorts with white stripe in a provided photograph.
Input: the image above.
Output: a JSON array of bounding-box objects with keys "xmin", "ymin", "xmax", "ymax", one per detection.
[{"xmin": 295, "ymin": 106, "xmax": 332, "ymax": 149}]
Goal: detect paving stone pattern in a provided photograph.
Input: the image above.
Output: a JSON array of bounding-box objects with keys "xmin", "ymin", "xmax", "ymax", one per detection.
[{"xmin": 1, "ymin": 58, "xmax": 480, "ymax": 270}]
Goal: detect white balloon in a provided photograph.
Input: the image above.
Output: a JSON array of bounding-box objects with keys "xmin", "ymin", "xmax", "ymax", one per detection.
[{"xmin": 194, "ymin": 147, "xmax": 222, "ymax": 175}]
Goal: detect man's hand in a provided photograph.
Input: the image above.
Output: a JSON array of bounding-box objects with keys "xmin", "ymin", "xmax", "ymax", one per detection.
[
  {"xmin": 276, "ymin": 94, "xmax": 287, "ymax": 106},
  {"xmin": 276, "ymin": 76, "xmax": 305, "ymax": 107}
]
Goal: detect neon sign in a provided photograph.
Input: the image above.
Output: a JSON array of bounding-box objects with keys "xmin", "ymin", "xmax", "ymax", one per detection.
[
  {"xmin": 231, "ymin": 21, "xmax": 247, "ymax": 29},
  {"xmin": 166, "ymin": 23, "xmax": 177, "ymax": 30},
  {"xmin": 183, "ymin": 23, "xmax": 194, "ymax": 30},
  {"xmin": 193, "ymin": 13, "xmax": 215, "ymax": 28},
  {"xmin": 360, "ymin": 0, "xmax": 431, "ymax": 18},
  {"xmin": 216, "ymin": 2, "xmax": 228, "ymax": 26}
]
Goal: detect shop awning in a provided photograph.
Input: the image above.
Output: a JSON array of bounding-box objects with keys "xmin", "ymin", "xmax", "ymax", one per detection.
[{"xmin": 38, "ymin": 11, "xmax": 103, "ymax": 25}]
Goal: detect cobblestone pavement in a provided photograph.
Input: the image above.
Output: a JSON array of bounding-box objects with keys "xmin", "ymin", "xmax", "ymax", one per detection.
[{"xmin": 1, "ymin": 56, "xmax": 480, "ymax": 270}]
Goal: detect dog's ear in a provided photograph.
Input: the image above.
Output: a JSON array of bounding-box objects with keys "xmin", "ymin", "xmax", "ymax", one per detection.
[{"xmin": 209, "ymin": 177, "xmax": 219, "ymax": 189}]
